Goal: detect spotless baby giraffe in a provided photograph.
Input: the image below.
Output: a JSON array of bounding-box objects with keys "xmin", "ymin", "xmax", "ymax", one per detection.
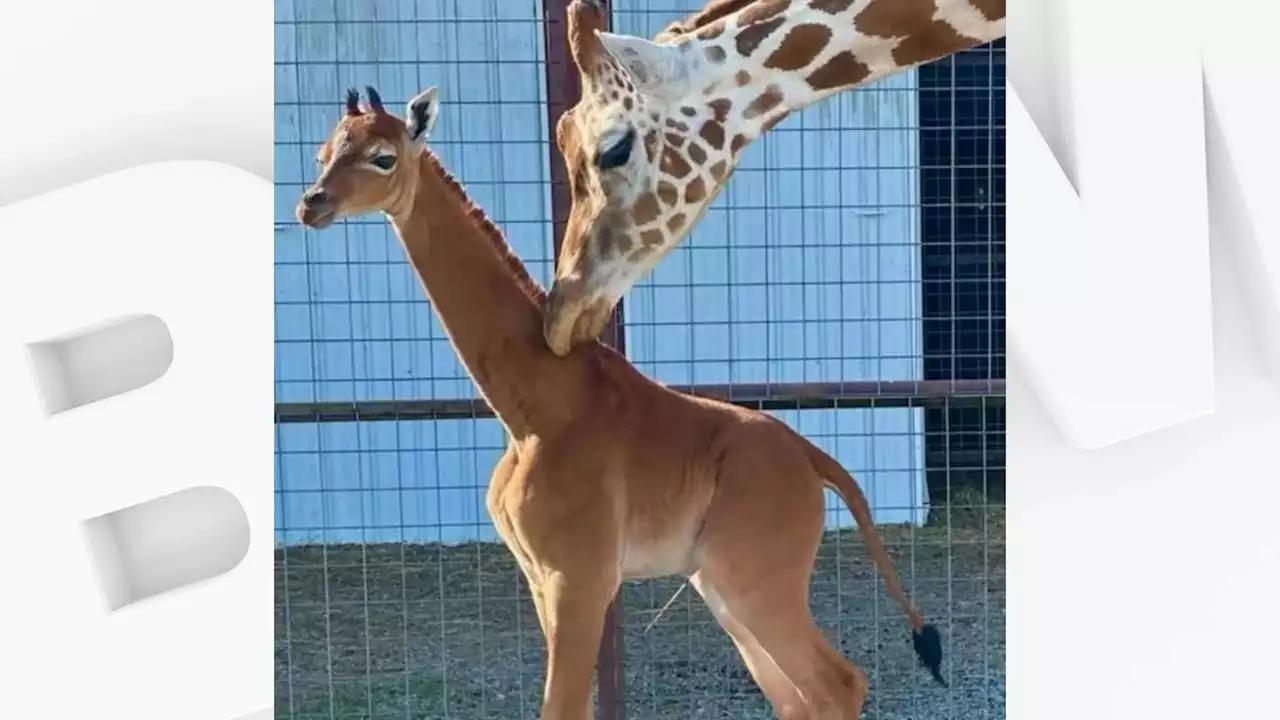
[
  {"xmin": 544, "ymin": 0, "xmax": 1005, "ymax": 355},
  {"xmin": 296, "ymin": 85, "xmax": 943, "ymax": 719}
]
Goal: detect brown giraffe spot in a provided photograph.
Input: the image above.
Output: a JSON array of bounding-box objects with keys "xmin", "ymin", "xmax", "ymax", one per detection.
[
  {"xmin": 651, "ymin": 112, "xmax": 661, "ymax": 123},
  {"xmin": 665, "ymin": 119, "xmax": 689, "ymax": 132},
  {"xmin": 628, "ymin": 63, "xmax": 650, "ymax": 83},
  {"xmin": 971, "ymin": 0, "xmax": 1006, "ymax": 22},
  {"xmin": 657, "ymin": 181, "xmax": 680, "ymax": 206},
  {"xmin": 730, "ymin": 134, "xmax": 748, "ymax": 154},
  {"xmin": 710, "ymin": 160, "xmax": 728, "ymax": 181},
  {"xmin": 705, "ymin": 45, "xmax": 727, "ymax": 63},
  {"xmin": 610, "ymin": 91, "xmax": 619, "ymax": 101},
  {"xmin": 623, "ymin": 97, "xmax": 633, "ymax": 111},
  {"xmin": 708, "ymin": 99, "xmax": 732, "ymax": 123},
  {"xmin": 699, "ymin": 120, "xmax": 725, "ymax": 150},
  {"xmin": 806, "ymin": 50, "xmax": 871, "ymax": 90},
  {"xmin": 854, "ymin": 0, "xmax": 921, "ymax": 36},
  {"xmin": 643, "ymin": 129, "xmax": 659, "ymax": 163},
  {"xmin": 681, "ymin": 106, "xmax": 697, "ymax": 117},
  {"xmin": 666, "ymin": 213, "xmax": 687, "ymax": 233},
  {"xmin": 658, "ymin": 19, "xmax": 684, "ymax": 38},
  {"xmin": 765, "ymin": 23, "xmax": 833, "ymax": 71},
  {"xmin": 810, "ymin": 0, "xmax": 857, "ymax": 14},
  {"xmin": 667, "ymin": 0, "xmax": 759, "ymax": 36},
  {"xmin": 695, "ymin": 20, "xmax": 727, "ymax": 40},
  {"xmin": 687, "ymin": 141, "xmax": 707, "ymax": 165},
  {"xmin": 660, "ymin": 146, "xmax": 693, "ymax": 178},
  {"xmin": 744, "ymin": 84, "xmax": 784, "ymax": 119},
  {"xmin": 854, "ymin": 0, "xmax": 974, "ymax": 66},
  {"xmin": 738, "ymin": 0, "xmax": 789, "ymax": 25},
  {"xmin": 600, "ymin": 226, "xmax": 633, "ymax": 255},
  {"xmin": 894, "ymin": 24, "xmax": 975, "ymax": 66},
  {"xmin": 735, "ymin": 69, "xmax": 753, "ymax": 86},
  {"xmin": 684, "ymin": 177, "xmax": 707, "ymax": 204},
  {"xmin": 736, "ymin": 16, "xmax": 787, "ymax": 56},
  {"xmin": 664, "ymin": 131, "xmax": 685, "ymax": 148},
  {"xmin": 631, "ymin": 192, "xmax": 661, "ymax": 225},
  {"xmin": 640, "ymin": 228, "xmax": 666, "ymax": 247}
]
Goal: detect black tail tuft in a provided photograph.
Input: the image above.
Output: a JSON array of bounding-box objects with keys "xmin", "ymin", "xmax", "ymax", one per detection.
[{"xmin": 911, "ymin": 624, "xmax": 947, "ymax": 687}]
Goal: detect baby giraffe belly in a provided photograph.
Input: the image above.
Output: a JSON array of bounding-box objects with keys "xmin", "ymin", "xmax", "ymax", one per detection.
[
  {"xmin": 619, "ymin": 523, "xmax": 700, "ymax": 580},
  {"xmin": 616, "ymin": 473, "xmax": 715, "ymax": 580}
]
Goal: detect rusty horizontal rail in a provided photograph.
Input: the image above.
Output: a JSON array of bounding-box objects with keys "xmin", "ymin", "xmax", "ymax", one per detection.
[{"xmin": 274, "ymin": 379, "xmax": 1005, "ymax": 423}]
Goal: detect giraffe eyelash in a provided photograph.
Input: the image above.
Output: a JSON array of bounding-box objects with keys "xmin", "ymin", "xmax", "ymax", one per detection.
[
  {"xmin": 596, "ymin": 127, "xmax": 636, "ymax": 170},
  {"xmin": 367, "ymin": 152, "xmax": 397, "ymax": 172}
]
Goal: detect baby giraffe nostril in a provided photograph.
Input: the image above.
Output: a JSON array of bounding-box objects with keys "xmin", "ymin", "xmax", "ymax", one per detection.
[{"xmin": 304, "ymin": 189, "xmax": 329, "ymax": 207}]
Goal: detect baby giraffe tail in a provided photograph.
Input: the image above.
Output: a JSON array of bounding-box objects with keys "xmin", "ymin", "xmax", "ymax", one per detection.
[{"xmin": 798, "ymin": 435, "xmax": 948, "ymax": 687}]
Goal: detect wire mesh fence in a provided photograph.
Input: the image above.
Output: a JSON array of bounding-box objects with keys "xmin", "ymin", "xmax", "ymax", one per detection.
[{"xmin": 274, "ymin": 1, "xmax": 1005, "ymax": 718}]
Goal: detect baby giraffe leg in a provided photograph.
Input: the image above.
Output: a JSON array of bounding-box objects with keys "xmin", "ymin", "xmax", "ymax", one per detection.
[
  {"xmin": 693, "ymin": 428, "xmax": 869, "ymax": 719},
  {"xmin": 691, "ymin": 570, "xmax": 811, "ymax": 719},
  {"xmin": 537, "ymin": 570, "xmax": 618, "ymax": 720},
  {"xmin": 700, "ymin": 562, "xmax": 868, "ymax": 719}
]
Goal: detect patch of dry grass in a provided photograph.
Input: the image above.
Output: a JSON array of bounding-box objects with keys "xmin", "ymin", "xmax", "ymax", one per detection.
[{"xmin": 275, "ymin": 491, "xmax": 1004, "ymax": 719}]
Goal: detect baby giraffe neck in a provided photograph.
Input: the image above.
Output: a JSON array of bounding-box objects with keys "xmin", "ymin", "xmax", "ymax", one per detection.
[{"xmin": 387, "ymin": 150, "xmax": 570, "ymax": 438}]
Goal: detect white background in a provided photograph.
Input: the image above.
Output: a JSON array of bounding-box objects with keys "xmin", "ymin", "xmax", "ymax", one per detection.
[{"xmin": 0, "ymin": 1, "xmax": 273, "ymax": 718}]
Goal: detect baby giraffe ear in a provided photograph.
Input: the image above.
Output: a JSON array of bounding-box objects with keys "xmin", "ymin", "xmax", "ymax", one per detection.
[{"xmin": 405, "ymin": 86, "xmax": 440, "ymax": 142}]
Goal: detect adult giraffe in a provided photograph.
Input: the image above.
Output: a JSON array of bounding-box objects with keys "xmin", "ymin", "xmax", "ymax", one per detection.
[
  {"xmin": 544, "ymin": 0, "xmax": 1005, "ymax": 355},
  {"xmin": 296, "ymin": 85, "xmax": 944, "ymax": 719}
]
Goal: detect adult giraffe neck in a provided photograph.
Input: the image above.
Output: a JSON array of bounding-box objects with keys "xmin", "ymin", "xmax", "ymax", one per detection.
[{"xmin": 687, "ymin": 0, "xmax": 1006, "ymax": 122}]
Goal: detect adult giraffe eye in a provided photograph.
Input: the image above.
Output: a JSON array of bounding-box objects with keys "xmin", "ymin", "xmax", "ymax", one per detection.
[
  {"xmin": 596, "ymin": 127, "xmax": 635, "ymax": 171},
  {"xmin": 370, "ymin": 154, "xmax": 397, "ymax": 171}
]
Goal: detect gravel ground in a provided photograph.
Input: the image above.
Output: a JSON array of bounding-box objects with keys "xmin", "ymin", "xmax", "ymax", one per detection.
[{"xmin": 275, "ymin": 499, "xmax": 1004, "ymax": 719}]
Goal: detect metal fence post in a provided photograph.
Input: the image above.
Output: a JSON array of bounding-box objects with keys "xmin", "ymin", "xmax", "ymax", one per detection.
[{"xmin": 541, "ymin": 1, "xmax": 627, "ymax": 718}]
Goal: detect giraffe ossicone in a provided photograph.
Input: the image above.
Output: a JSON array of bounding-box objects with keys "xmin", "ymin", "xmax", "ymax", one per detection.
[{"xmin": 544, "ymin": 0, "xmax": 1006, "ymax": 356}]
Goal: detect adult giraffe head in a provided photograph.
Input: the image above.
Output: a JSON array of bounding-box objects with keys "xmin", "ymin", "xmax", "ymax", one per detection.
[{"xmin": 544, "ymin": 0, "xmax": 1004, "ymax": 356}]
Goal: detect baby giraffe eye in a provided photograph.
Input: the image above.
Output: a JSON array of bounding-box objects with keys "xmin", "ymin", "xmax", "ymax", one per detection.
[{"xmin": 369, "ymin": 154, "xmax": 397, "ymax": 171}]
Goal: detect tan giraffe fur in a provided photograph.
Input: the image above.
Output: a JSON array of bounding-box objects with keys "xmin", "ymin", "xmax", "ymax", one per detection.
[
  {"xmin": 544, "ymin": 0, "xmax": 1006, "ymax": 356},
  {"xmin": 296, "ymin": 85, "xmax": 946, "ymax": 720}
]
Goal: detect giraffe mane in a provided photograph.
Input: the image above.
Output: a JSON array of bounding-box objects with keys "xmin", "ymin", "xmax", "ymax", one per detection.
[
  {"xmin": 419, "ymin": 149, "xmax": 548, "ymax": 305},
  {"xmin": 659, "ymin": 0, "xmax": 757, "ymax": 36}
]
